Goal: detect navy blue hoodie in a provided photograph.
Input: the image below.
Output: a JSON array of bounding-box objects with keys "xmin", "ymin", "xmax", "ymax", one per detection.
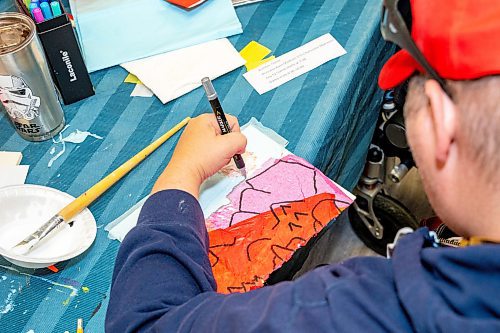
[{"xmin": 106, "ymin": 190, "xmax": 500, "ymax": 332}]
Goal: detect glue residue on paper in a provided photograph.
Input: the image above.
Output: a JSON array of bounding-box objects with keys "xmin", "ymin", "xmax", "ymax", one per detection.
[
  {"xmin": 48, "ymin": 126, "xmax": 104, "ymax": 168},
  {"xmin": 0, "ymin": 288, "xmax": 16, "ymax": 314},
  {"xmin": 63, "ymin": 129, "xmax": 103, "ymax": 143},
  {"xmin": 48, "ymin": 139, "xmax": 66, "ymax": 168}
]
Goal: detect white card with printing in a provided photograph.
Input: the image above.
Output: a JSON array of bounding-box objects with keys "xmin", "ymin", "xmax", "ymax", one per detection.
[{"xmin": 243, "ymin": 33, "xmax": 346, "ymax": 94}]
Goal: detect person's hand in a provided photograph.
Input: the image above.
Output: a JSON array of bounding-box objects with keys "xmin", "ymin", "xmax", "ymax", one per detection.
[{"xmin": 151, "ymin": 113, "xmax": 247, "ymax": 198}]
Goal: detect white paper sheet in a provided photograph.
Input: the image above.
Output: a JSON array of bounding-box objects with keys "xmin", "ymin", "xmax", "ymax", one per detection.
[
  {"xmin": 130, "ymin": 84, "xmax": 154, "ymax": 98},
  {"xmin": 121, "ymin": 38, "xmax": 245, "ymax": 104},
  {"xmin": 105, "ymin": 118, "xmax": 289, "ymax": 241},
  {"xmin": 0, "ymin": 152, "xmax": 22, "ymax": 166},
  {"xmin": 243, "ymin": 33, "xmax": 347, "ymax": 94},
  {"xmin": 232, "ymin": 0, "xmax": 268, "ymax": 6},
  {"xmin": 0, "ymin": 165, "xmax": 29, "ymax": 188},
  {"xmin": 105, "ymin": 197, "xmax": 149, "ymax": 242}
]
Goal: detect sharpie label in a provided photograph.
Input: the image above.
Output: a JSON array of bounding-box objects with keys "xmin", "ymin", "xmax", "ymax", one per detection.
[
  {"xmin": 0, "ymin": 74, "xmax": 41, "ymax": 121},
  {"xmin": 60, "ymin": 50, "xmax": 78, "ymax": 82}
]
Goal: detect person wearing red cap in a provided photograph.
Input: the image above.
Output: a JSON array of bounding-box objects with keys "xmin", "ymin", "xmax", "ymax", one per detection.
[
  {"xmin": 106, "ymin": 1, "xmax": 500, "ymax": 332},
  {"xmin": 379, "ymin": 0, "xmax": 500, "ymax": 240}
]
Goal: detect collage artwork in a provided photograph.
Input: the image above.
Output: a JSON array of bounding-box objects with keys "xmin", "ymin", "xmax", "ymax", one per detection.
[{"xmin": 107, "ymin": 118, "xmax": 354, "ymax": 294}]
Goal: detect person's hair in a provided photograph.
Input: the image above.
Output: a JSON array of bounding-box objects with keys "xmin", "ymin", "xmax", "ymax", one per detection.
[{"xmin": 405, "ymin": 75, "xmax": 500, "ymax": 182}]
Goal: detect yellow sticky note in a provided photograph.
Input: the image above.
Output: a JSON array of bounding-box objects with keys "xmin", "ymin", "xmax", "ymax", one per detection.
[
  {"xmin": 124, "ymin": 73, "xmax": 142, "ymax": 85},
  {"xmin": 239, "ymin": 41, "xmax": 272, "ymax": 64},
  {"xmin": 245, "ymin": 55, "xmax": 276, "ymax": 71}
]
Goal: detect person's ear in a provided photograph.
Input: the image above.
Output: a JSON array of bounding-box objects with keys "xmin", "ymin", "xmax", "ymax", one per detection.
[{"xmin": 424, "ymin": 80, "xmax": 457, "ymax": 166}]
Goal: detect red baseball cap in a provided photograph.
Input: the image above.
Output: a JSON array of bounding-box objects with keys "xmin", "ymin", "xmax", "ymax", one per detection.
[{"xmin": 378, "ymin": 0, "xmax": 500, "ymax": 90}]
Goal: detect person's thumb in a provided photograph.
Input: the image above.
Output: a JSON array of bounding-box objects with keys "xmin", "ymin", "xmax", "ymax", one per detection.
[{"xmin": 218, "ymin": 132, "xmax": 247, "ymax": 156}]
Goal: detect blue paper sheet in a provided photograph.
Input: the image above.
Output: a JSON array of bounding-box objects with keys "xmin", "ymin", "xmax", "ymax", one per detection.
[{"xmin": 69, "ymin": 0, "xmax": 243, "ymax": 72}]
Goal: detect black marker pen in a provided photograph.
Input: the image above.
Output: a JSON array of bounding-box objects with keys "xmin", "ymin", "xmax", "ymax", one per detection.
[{"xmin": 201, "ymin": 77, "xmax": 246, "ymax": 176}]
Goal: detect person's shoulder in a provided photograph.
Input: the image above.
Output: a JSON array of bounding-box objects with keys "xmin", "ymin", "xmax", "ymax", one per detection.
[
  {"xmin": 294, "ymin": 256, "xmax": 393, "ymax": 298},
  {"xmin": 392, "ymin": 229, "xmax": 500, "ymax": 331},
  {"xmin": 288, "ymin": 257, "xmax": 411, "ymax": 332}
]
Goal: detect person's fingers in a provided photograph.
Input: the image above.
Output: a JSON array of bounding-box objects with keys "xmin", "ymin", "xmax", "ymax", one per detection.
[
  {"xmin": 204, "ymin": 114, "xmax": 224, "ymax": 133},
  {"xmin": 195, "ymin": 113, "xmax": 215, "ymax": 127},
  {"xmin": 217, "ymin": 132, "xmax": 247, "ymax": 155},
  {"xmin": 203, "ymin": 113, "xmax": 241, "ymax": 134},
  {"xmin": 226, "ymin": 114, "xmax": 241, "ymax": 132}
]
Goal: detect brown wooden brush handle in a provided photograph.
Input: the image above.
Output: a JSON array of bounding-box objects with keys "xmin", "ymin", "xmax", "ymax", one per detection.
[{"xmin": 58, "ymin": 117, "xmax": 191, "ymax": 221}]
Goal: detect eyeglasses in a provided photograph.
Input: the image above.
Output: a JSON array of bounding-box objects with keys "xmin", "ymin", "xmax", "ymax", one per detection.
[{"xmin": 381, "ymin": 0, "xmax": 452, "ymax": 97}]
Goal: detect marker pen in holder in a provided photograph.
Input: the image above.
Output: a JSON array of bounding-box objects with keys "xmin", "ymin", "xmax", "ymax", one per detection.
[
  {"xmin": 32, "ymin": 8, "xmax": 45, "ymax": 23},
  {"xmin": 28, "ymin": 2, "xmax": 38, "ymax": 16},
  {"xmin": 50, "ymin": 1, "xmax": 62, "ymax": 17},
  {"xmin": 40, "ymin": 2, "xmax": 53, "ymax": 20}
]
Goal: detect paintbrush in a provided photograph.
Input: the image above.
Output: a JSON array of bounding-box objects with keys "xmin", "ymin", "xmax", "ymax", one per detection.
[{"xmin": 11, "ymin": 117, "xmax": 190, "ymax": 255}]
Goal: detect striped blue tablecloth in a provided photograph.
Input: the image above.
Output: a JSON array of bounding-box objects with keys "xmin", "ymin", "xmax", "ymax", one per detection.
[{"xmin": 0, "ymin": 0, "xmax": 392, "ymax": 331}]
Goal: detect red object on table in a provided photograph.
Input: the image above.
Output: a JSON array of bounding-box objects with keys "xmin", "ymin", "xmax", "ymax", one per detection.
[
  {"xmin": 166, "ymin": 0, "xmax": 207, "ymax": 9},
  {"xmin": 48, "ymin": 265, "xmax": 59, "ymax": 273}
]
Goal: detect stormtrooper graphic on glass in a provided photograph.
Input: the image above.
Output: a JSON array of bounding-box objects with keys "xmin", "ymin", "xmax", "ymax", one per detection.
[{"xmin": 0, "ymin": 74, "xmax": 41, "ymax": 121}]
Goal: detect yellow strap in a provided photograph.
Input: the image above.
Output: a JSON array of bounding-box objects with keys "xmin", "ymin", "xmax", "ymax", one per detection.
[{"xmin": 460, "ymin": 236, "xmax": 500, "ymax": 247}]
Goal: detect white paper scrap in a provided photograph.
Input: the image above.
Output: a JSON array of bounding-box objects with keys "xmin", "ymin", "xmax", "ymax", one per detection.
[
  {"xmin": 243, "ymin": 33, "xmax": 346, "ymax": 94},
  {"xmin": 0, "ymin": 165, "xmax": 29, "ymax": 188},
  {"xmin": 121, "ymin": 38, "xmax": 245, "ymax": 104},
  {"xmin": 0, "ymin": 152, "xmax": 22, "ymax": 166},
  {"xmin": 105, "ymin": 196, "xmax": 149, "ymax": 242},
  {"xmin": 130, "ymin": 83, "xmax": 154, "ymax": 98}
]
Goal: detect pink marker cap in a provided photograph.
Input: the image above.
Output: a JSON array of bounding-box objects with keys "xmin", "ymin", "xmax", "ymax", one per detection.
[{"xmin": 33, "ymin": 8, "xmax": 45, "ymax": 23}]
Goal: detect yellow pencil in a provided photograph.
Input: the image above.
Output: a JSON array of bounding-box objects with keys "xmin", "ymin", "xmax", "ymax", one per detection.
[{"xmin": 12, "ymin": 117, "xmax": 191, "ymax": 254}]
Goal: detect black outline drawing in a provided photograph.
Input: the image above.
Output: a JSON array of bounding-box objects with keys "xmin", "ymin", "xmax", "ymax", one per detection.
[{"xmin": 209, "ymin": 158, "xmax": 352, "ymax": 293}]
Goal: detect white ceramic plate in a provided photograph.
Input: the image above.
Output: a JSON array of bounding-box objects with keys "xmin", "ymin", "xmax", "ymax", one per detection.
[{"xmin": 0, "ymin": 185, "xmax": 97, "ymax": 268}]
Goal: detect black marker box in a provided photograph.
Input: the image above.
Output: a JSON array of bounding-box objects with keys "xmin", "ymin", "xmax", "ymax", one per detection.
[{"xmin": 15, "ymin": 0, "xmax": 94, "ymax": 105}]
